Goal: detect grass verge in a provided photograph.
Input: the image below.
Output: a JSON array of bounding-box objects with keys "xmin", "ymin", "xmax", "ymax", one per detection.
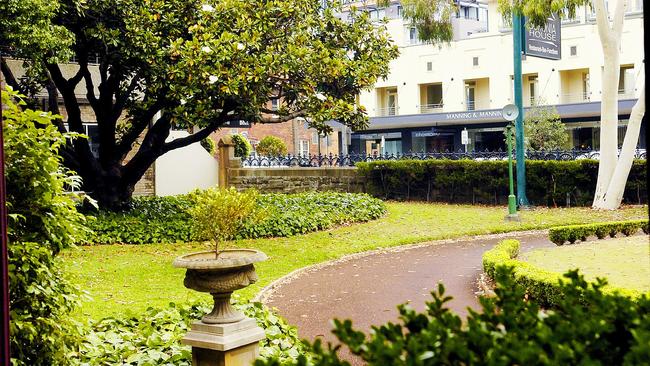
[
  {"xmin": 523, "ymin": 235, "xmax": 650, "ymax": 292},
  {"xmin": 60, "ymin": 202, "xmax": 647, "ymax": 320}
]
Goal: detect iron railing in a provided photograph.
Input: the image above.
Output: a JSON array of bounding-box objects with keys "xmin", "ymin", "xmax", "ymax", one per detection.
[{"xmin": 241, "ymin": 149, "xmax": 646, "ymax": 168}]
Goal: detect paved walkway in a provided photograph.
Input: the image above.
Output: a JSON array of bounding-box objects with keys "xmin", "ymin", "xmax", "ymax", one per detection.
[{"xmin": 262, "ymin": 231, "xmax": 553, "ymax": 361}]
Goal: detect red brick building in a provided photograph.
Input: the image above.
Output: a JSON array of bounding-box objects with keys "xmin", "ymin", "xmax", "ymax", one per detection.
[{"xmin": 209, "ymin": 119, "xmax": 347, "ymax": 157}]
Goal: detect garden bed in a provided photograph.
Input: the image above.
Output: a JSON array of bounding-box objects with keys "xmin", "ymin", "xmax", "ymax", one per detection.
[{"xmin": 85, "ymin": 191, "xmax": 386, "ymax": 244}]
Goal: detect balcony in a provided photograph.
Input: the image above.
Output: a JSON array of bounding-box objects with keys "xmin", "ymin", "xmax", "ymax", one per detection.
[
  {"xmin": 561, "ymin": 92, "xmax": 591, "ymax": 104},
  {"xmin": 419, "ymin": 103, "xmax": 444, "ymax": 114},
  {"xmin": 618, "ymin": 89, "xmax": 636, "ymax": 99},
  {"xmin": 377, "ymin": 106, "xmax": 398, "ymax": 117}
]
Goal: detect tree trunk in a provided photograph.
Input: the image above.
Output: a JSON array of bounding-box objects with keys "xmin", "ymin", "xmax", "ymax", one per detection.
[
  {"xmin": 592, "ymin": 0, "xmax": 627, "ymax": 208},
  {"xmin": 598, "ymin": 86, "xmax": 645, "ymax": 209}
]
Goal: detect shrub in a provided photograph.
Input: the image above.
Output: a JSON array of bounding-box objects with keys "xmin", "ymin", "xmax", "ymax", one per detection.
[
  {"xmin": 256, "ymin": 136, "xmax": 288, "ymax": 156},
  {"xmin": 548, "ymin": 219, "xmax": 648, "ymax": 245},
  {"xmin": 189, "ymin": 187, "xmax": 263, "ymax": 254},
  {"xmin": 256, "ymin": 267, "xmax": 650, "ymax": 366},
  {"xmin": 482, "ymin": 239, "xmax": 642, "ymax": 307},
  {"xmin": 85, "ymin": 192, "xmax": 386, "ymax": 244},
  {"xmin": 78, "ymin": 300, "xmax": 305, "ymax": 365},
  {"xmin": 200, "ymin": 136, "xmax": 216, "ymax": 155},
  {"xmin": 3, "ymin": 87, "xmax": 87, "ymax": 365},
  {"xmin": 231, "ymin": 133, "xmax": 252, "ymax": 159},
  {"xmin": 356, "ymin": 159, "xmax": 647, "ymax": 206}
]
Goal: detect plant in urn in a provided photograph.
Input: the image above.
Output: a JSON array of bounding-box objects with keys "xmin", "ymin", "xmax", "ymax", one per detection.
[{"xmin": 174, "ymin": 187, "xmax": 267, "ymax": 324}]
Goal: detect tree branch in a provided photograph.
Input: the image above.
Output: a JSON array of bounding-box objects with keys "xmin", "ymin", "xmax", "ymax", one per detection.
[
  {"xmin": 594, "ymin": 0, "xmax": 613, "ymax": 45},
  {"xmin": 162, "ymin": 109, "xmax": 233, "ymax": 153},
  {"xmin": 0, "ymin": 57, "xmax": 20, "ymax": 91},
  {"xmin": 611, "ymin": 0, "xmax": 626, "ymax": 36}
]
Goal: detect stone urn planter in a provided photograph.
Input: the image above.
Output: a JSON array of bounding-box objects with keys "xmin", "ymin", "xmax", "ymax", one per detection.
[{"xmin": 174, "ymin": 249, "xmax": 267, "ymax": 324}]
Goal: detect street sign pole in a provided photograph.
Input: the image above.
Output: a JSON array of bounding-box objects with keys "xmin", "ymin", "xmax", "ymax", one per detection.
[
  {"xmin": 501, "ymin": 104, "xmax": 520, "ymax": 221},
  {"xmin": 512, "ymin": 13, "xmax": 530, "ymax": 207}
]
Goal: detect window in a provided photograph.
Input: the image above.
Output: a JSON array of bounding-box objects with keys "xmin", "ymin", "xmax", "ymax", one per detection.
[
  {"xmin": 312, "ymin": 131, "xmax": 319, "ymax": 144},
  {"xmin": 426, "ymin": 61, "xmax": 433, "ymax": 71},
  {"xmin": 570, "ymin": 45, "xmax": 577, "ymax": 56},
  {"xmin": 397, "ymin": 5, "xmax": 403, "ymax": 18},
  {"xmin": 582, "ymin": 72, "xmax": 590, "ymax": 100},
  {"xmin": 472, "ymin": 57, "xmax": 479, "ymax": 66},
  {"xmin": 271, "ymin": 99, "xmax": 279, "ymax": 111},
  {"xmin": 65, "ymin": 123, "xmax": 100, "ymax": 157},
  {"xmin": 619, "ymin": 65, "xmax": 635, "ymax": 96},
  {"xmin": 408, "ymin": 27, "xmax": 418, "ymax": 45},
  {"xmin": 465, "ymin": 81, "xmax": 476, "ymax": 111},
  {"xmin": 368, "ymin": 8, "xmax": 386, "ymax": 21},
  {"xmin": 298, "ymin": 140, "xmax": 310, "ymax": 156},
  {"xmin": 528, "ymin": 75, "xmax": 539, "ymax": 104}
]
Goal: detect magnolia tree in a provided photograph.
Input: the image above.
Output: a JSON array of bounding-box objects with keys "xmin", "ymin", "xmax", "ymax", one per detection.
[
  {"xmin": 0, "ymin": 0, "xmax": 399, "ymax": 209},
  {"xmin": 497, "ymin": 0, "xmax": 646, "ymax": 210}
]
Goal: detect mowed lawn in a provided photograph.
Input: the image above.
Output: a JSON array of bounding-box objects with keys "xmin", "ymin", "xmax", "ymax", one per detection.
[
  {"xmin": 60, "ymin": 202, "xmax": 647, "ymax": 320},
  {"xmin": 523, "ymin": 235, "xmax": 650, "ymax": 292}
]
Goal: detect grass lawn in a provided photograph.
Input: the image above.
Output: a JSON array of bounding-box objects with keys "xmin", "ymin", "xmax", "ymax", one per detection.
[
  {"xmin": 523, "ymin": 235, "xmax": 650, "ymax": 292},
  {"xmin": 60, "ymin": 202, "xmax": 647, "ymax": 320}
]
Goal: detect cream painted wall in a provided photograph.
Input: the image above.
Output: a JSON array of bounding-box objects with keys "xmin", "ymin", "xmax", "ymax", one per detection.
[
  {"xmin": 155, "ymin": 130, "xmax": 218, "ymax": 196},
  {"xmin": 363, "ymin": 1, "xmax": 644, "ymax": 117}
]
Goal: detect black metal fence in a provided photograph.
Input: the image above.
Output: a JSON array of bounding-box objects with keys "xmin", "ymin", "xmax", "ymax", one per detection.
[{"xmin": 241, "ymin": 149, "xmax": 647, "ymax": 168}]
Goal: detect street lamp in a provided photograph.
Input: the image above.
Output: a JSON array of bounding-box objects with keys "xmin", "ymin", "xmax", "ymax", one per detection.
[{"xmin": 502, "ymin": 104, "xmax": 520, "ymax": 221}]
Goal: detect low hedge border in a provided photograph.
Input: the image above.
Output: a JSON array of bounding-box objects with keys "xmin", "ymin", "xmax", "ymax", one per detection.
[
  {"xmin": 85, "ymin": 192, "xmax": 386, "ymax": 244},
  {"xmin": 548, "ymin": 219, "xmax": 649, "ymax": 245},
  {"xmin": 482, "ymin": 239, "xmax": 642, "ymax": 308},
  {"xmin": 356, "ymin": 159, "xmax": 647, "ymax": 206}
]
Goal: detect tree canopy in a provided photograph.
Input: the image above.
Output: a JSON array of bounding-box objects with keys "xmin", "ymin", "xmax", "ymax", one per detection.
[{"xmin": 1, "ymin": 0, "xmax": 399, "ymax": 208}]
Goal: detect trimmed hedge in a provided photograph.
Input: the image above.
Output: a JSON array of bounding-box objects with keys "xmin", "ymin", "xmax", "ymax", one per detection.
[
  {"xmin": 356, "ymin": 159, "xmax": 647, "ymax": 206},
  {"xmin": 549, "ymin": 219, "xmax": 649, "ymax": 245},
  {"xmin": 482, "ymin": 239, "xmax": 642, "ymax": 308},
  {"xmin": 86, "ymin": 192, "xmax": 386, "ymax": 244}
]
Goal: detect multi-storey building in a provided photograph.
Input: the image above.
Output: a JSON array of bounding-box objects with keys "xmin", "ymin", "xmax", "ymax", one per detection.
[{"xmin": 344, "ymin": 0, "xmax": 645, "ymax": 155}]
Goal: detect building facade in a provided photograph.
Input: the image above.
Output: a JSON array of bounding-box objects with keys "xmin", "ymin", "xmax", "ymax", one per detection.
[{"xmin": 344, "ymin": 0, "xmax": 645, "ymax": 154}]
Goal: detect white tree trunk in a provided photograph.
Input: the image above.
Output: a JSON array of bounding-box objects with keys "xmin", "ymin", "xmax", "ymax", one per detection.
[
  {"xmin": 592, "ymin": 0, "xmax": 627, "ymax": 208},
  {"xmin": 599, "ymin": 85, "xmax": 645, "ymax": 209}
]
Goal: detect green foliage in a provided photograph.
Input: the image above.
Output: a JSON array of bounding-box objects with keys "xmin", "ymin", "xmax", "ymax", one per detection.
[
  {"xmin": 2, "ymin": 0, "xmax": 399, "ymax": 207},
  {"xmin": 256, "ymin": 136, "xmax": 288, "ymax": 156},
  {"xmin": 232, "ymin": 134, "xmax": 253, "ymax": 159},
  {"xmin": 549, "ymin": 219, "xmax": 649, "ymax": 245},
  {"xmin": 239, "ymin": 192, "xmax": 386, "ymax": 239},
  {"xmin": 189, "ymin": 187, "xmax": 262, "ymax": 254},
  {"xmin": 401, "ymin": 0, "xmax": 456, "ymax": 44},
  {"xmin": 85, "ymin": 192, "xmax": 386, "ymax": 244},
  {"xmin": 200, "ymin": 136, "xmax": 216, "ymax": 155},
  {"xmin": 86, "ymin": 195, "xmax": 197, "ymax": 244},
  {"xmin": 78, "ymin": 300, "xmax": 305, "ymax": 365},
  {"xmin": 0, "ymin": 0, "xmax": 72, "ymax": 63},
  {"xmin": 257, "ymin": 266, "xmax": 650, "ymax": 366},
  {"xmin": 482, "ymin": 239, "xmax": 643, "ymax": 308},
  {"xmin": 356, "ymin": 159, "xmax": 647, "ymax": 206},
  {"xmin": 3, "ymin": 87, "xmax": 87, "ymax": 365},
  {"xmin": 506, "ymin": 105, "xmax": 569, "ymax": 150},
  {"xmin": 498, "ymin": 0, "xmax": 590, "ymax": 28}
]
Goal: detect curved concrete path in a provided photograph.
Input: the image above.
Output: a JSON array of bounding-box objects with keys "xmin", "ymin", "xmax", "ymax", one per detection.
[{"xmin": 262, "ymin": 231, "xmax": 553, "ymax": 358}]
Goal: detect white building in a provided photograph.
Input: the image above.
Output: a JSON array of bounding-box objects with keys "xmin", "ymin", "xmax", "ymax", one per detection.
[{"xmin": 343, "ymin": 0, "xmax": 645, "ymax": 154}]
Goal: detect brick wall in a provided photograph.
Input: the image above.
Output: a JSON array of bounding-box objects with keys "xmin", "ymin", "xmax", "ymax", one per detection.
[
  {"xmin": 229, "ymin": 167, "xmax": 364, "ymax": 194},
  {"xmin": 210, "ymin": 119, "xmax": 342, "ymax": 157}
]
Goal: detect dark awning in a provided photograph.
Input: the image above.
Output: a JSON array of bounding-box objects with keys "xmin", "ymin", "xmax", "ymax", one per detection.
[{"xmin": 363, "ymin": 99, "xmax": 638, "ymax": 131}]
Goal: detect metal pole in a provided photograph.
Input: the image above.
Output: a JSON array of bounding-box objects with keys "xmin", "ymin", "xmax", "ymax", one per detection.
[
  {"xmin": 512, "ymin": 13, "xmax": 530, "ymax": 207},
  {"xmin": 506, "ymin": 126, "xmax": 519, "ymax": 221},
  {"xmin": 1, "ymin": 73, "xmax": 12, "ymax": 365}
]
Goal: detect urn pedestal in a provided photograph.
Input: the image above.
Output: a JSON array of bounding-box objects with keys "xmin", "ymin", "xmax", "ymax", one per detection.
[{"xmin": 174, "ymin": 250, "xmax": 268, "ymax": 366}]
